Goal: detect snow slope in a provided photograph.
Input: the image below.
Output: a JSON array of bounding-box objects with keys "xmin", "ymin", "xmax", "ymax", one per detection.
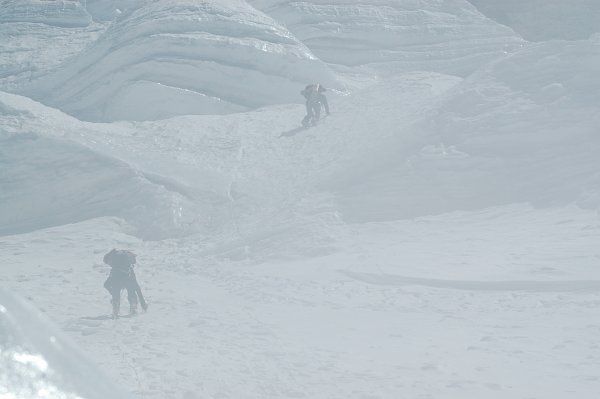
[
  {"xmin": 4, "ymin": 36, "xmax": 600, "ymax": 239},
  {"xmin": 331, "ymin": 38, "xmax": 600, "ymax": 222},
  {"xmin": 0, "ymin": 130, "xmax": 189, "ymax": 239},
  {"xmin": 2, "ymin": 205, "xmax": 599, "ymax": 399},
  {"xmin": 0, "ymin": 92, "xmax": 204, "ymax": 239},
  {"xmin": 1, "ymin": 69, "xmax": 460, "ymax": 243},
  {"xmin": 3, "ymin": 1, "xmax": 600, "ymax": 399},
  {"xmin": 23, "ymin": 0, "xmax": 339, "ymax": 122},
  {"xmin": 249, "ymin": 0, "xmax": 524, "ymax": 75}
]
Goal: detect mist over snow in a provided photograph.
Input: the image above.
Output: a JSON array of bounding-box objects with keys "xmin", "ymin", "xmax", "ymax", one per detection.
[
  {"xmin": 1, "ymin": 1, "xmax": 600, "ymax": 399},
  {"xmin": 467, "ymin": 0, "xmax": 600, "ymax": 41}
]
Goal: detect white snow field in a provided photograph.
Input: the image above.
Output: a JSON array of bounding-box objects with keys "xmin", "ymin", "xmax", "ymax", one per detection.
[{"xmin": 2, "ymin": 1, "xmax": 600, "ymax": 399}]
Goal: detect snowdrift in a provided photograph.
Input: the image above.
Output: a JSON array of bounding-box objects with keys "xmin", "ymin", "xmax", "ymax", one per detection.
[
  {"xmin": 0, "ymin": 287, "xmax": 132, "ymax": 399},
  {"xmin": 0, "ymin": 130, "xmax": 192, "ymax": 239},
  {"xmin": 3, "ymin": 1, "xmax": 599, "ymax": 235},
  {"xmin": 468, "ymin": 0, "xmax": 600, "ymax": 41},
  {"xmin": 249, "ymin": 0, "xmax": 523, "ymax": 75},
  {"xmin": 331, "ymin": 39, "xmax": 600, "ymax": 222},
  {"xmin": 25, "ymin": 0, "xmax": 339, "ymax": 122},
  {"xmin": 0, "ymin": 92, "xmax": 204, "ymax": 239}
]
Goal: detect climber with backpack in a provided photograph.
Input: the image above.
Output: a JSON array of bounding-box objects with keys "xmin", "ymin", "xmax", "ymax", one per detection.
[
  {"xmin": 103, "ymin": 249, "xmax": 147, "ymax": 318},
  {"xmin": 301, "ymin": 83, "xmax": 330, "ymax": 128}
]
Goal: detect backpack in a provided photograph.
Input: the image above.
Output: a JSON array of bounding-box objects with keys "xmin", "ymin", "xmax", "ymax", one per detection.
[
  {"xmin": 301, "ymin": 84, "xmax": 316, "ymax": 99},
  {"xmin": 103, "ymin": 249, "xmax": 136, "ymax": 270}
]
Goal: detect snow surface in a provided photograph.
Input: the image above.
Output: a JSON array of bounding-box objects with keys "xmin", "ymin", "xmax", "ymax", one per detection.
[
  {"xmin": 0, "ymin": 14, "xmax": 106, "ymax": 91},
  {"xmin": 332, "ymin": 39, "xmax": 600, "ymax": 221},
  {"xmin": 0, "ymin": 287, "xmax": 132, "ymax": 399},
  {"xmin": 0, "ymin": 0, "xmax": 91, "ymax": 27},
  {"xmin": 467, "ymin": 0, "xmax": 600, "ymax": 41},
  {"xmin": 85, "ymin": 0, "xmax": 145, "ymax": 22},
  {"xmin": 21, "ymin": 0, "xmax": 340, "ymax": 122},
  {"xmin": 2, "ymin": 1, "xmax": 600, "ymax": 398},
  {"xmin": 249, "ymin": 0, "xmax": 524, "ymax": 75}
]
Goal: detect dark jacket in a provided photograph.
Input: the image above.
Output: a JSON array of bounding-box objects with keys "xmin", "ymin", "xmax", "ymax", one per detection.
[
  {"xmin": 103, "ymin": 249, "xmax": 137, "ymax": 295},
  {"xmin": 301, "ymin": 85, "xmax": 329, "ymax": 114}
]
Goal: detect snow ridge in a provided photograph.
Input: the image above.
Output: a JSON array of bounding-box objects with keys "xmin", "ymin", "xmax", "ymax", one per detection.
[
  {"xmin": 23, "ymin": 0, "xmax": 339, "ymax": 122},
  {"xmin": 250, "ymin": 0, "xmax": 524, "ymax": 75},
  {"xmin": 0, "ymin": 130, "xmax": 191, "ymax": 239}
]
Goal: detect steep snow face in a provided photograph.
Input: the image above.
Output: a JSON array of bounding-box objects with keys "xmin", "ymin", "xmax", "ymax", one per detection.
[
  {"xmin": 0, "ymin": 2, "xmax": 104, "ymax": 91},
  {"xmin": 332, "ymin": 39, "xmax": 600, "ymax": 222},
  {"xmin": 0, "ymin": 287, "xmax": 132, "ymax": 399},
  {"xmin": 249, "ymin": 0, "xmax": 524, "ymax": 76},
  {"xmin": 468, "ymin": 0, "xmax": 600, "ymax": 41},
  {"xmin": 0, "ymin": 0, "xmax": 92, "ymax": 27},
  {"xmin": 0, "ymin": 93, "xmax": 205, "ymax": 239},
  {"xmin": 0, "ymin": 131, "xmax": 189, "ymax": 239},
  {"xmin": 2, "ymin": 70, "xmax": 460, "ymax": 243},
  {"xmin": 25, "ymin": 0, "xmax": 339, "ymax": 122}
]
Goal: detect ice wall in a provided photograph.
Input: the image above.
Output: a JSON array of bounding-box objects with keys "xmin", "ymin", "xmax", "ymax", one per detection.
[
  {"xmin": 0, "ymin": 92, "xmax": 203, "ymax": 239},
  {"xmin": 0, "ymin": 0, "xmax": 91, "ymax": 27},
  {"xmin": 0, "ymin": 1, "xmax": 104, "ymax": 91},
  {"xmin": 24, "ymin": 0, "xmax": 339, "ymax": 122},
  {"xmin": 249, "ymin": 0, "xmax": 524, "ymax": 76}
]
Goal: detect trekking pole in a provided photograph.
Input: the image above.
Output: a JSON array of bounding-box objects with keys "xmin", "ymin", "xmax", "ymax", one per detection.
[{"xmin": 135, "ymin": 282, "xmax": 148, "ymax": 311}]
